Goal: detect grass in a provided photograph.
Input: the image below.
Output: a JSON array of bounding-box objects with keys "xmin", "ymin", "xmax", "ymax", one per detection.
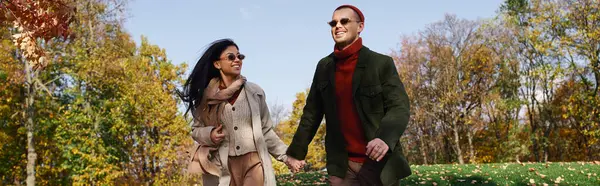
[{"xmin": 276, "ymin": 161, "xmax": 600, "ymax": 186}]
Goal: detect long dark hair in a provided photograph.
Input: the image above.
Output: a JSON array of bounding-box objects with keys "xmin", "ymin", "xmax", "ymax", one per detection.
[{"xmin": 178, "ymin": 39, "xmax": 239, "ymax": 119}]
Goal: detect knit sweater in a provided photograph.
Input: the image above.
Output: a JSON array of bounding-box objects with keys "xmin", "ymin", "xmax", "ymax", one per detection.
[
  {"xmin": 220, "ymin": 87, "xmax": 257, "ymax": 156},
  {"xmin": 333, "ymin": 37, "xmax": 367, "ymax": 163}
]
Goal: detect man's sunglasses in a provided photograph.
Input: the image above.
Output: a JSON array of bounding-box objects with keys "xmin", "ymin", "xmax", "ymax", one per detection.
[
  {"xmin": 223, "ymin": 53, "xmax": 245, "ymax": 61},
  {"xmin": 328, "ymin": 18, "xmax": 361, "ymax": 27}
]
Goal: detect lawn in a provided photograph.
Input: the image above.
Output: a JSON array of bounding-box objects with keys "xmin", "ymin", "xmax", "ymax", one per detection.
[{"xmin": 276, "ymin": 161, "xmax": 600, "ymax": 186}]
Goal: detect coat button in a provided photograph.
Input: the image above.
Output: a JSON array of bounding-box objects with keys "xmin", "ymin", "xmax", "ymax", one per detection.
[
  {"xmin": 232, "ymin": 107, "xmax": 235, "ymax": 111},
  {"xmin": 236, "ymin": 146, "xmax": 240, "ymax": 150},
  {"xmin": 234, "ymin": 126, "xmax": 238, "ymax": 130}
]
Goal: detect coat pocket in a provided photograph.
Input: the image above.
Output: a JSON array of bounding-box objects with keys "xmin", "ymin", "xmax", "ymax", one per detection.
[{"xmin": 359, "ymin": 85, "xmax": 384, "ymax": 113}]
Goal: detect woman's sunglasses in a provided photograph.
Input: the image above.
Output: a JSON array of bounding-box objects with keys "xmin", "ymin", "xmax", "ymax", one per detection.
[
  {"xmin": 224, "ymin": 53, "xmax": 245, "ymax": 61},
  {"xmin": 328, "ymin": 18, "xmax": 361, "ymax": 27}
]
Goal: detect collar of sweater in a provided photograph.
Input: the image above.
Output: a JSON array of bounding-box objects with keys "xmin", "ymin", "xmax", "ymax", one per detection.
[{"xmin": 333, "ymin": 37, "xmax": 363, "ymax": 60}]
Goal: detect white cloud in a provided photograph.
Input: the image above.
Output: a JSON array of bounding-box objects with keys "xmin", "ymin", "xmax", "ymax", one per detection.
[
  {"xmin": 239, "ymin": 5, "xmax": 261, "ymax": 20},
  {"xmin": 239, "ymin": 7, "xmax": 251, "ymax": 20}
]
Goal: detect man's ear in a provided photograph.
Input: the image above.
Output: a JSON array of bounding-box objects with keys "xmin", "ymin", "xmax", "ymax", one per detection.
[{"xmin": 358, "ymin": 22, "xmax": 364, "ymax": 33}]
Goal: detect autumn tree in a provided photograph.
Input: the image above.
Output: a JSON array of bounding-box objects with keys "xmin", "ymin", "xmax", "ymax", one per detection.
[
  {"xmin": 1, "ymin": 0, "xmax": 195, "ymax": 185},
  {"xmin": 1, "ymin": 0, "xmax": 75, "ymax": 185}
]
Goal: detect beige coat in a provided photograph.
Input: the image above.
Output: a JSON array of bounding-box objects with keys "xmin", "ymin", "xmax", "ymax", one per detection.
[{"xmin": 190, "ymin": 81, "xmax": 288, "ymax": 186}]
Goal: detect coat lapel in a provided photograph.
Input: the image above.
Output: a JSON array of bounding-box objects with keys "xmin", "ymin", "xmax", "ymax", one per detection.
[
  {"xmin": 324, "ymin": 54, "xmax": 336, "ymax": 94},
  {"xmin": 352, "ymin": 46, "xmax": 369, "ymax": 99},
  {"xmin": 243, "ymin": 85, "xmax": 261, "ymax": 128},
  {"xmin": 242, "ymin": 84, "xmax": 278, "ymax": 186}
]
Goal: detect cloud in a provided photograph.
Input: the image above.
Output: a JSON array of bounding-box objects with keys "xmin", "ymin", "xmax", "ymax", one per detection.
[
  {"xmin": 239, "ymin": 7, "xmax": 251, "ymax": 20},
  {"xmin": 239, "ymin": 5, "xmax": 260, "ymax": 20}
]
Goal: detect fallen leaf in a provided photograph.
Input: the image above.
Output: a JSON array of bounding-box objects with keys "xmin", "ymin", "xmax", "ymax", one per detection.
[
  {"xmin": 458, "ymin": 179, "xmax": 466, "ymax": 182},
  {"xmin": 530, "ymin": 179, "xmax": 535, "ymax": 184},
  {"xmin": 543, "ymin": 184, "xmax": 548, "ymax": 186},
  {"xmin": 432, "ymin": 182, "xmax": 438, "ymax": 186},
  {"xmin": 554, "ymin": 176, "xmax": 563, "ymax": 184},
  {"xmin": 529, "ymin": 168, "xmax": 536, "ymax": 172},
  {"xmin": 540, "ymin": 174, "xmax": 547, "ymax": 178},
  {"xmin": 420, "ymin": 181, "xmax": 426, "ymax": 184},
  {"xmin": 471, "ymin": 180, "xmax": 477, "ymax": 184}
]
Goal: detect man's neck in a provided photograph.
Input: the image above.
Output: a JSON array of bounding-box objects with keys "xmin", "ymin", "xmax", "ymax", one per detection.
[{"xmin": 336, "ymin": 37, "xmax": 360, "ymax": 50}]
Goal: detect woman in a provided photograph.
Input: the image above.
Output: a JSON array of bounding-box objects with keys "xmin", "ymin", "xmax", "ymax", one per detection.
[{"xmin": 179, "ymin": 39, "xmax": 303, "ymax": 186}]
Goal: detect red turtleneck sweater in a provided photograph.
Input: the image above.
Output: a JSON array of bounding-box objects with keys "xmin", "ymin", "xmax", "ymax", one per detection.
[{"xmin": 333, "ymin": 38, "xmax": 367, "ymax": 163}]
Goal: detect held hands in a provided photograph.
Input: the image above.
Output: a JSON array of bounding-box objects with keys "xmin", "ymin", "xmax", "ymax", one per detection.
[
  {"xmin": 210, "ymin": 125, "xmax": 225, "ymax": 145},
  {"xmin": 285, "ymin": 156, "xmax": 306, "ymax": 173},
  {"xmin": 366, "ymin": 138, "xmax": 389, "ymax": 162}
]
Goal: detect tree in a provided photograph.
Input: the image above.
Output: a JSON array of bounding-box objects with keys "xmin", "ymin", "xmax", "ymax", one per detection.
[
  {"xmin": 269, "ymin": 100, "xmax": 288, "ymax": 127},
  {"xmin": 1, "ymin": 0, "xmax": 195, "ymax": 184},
  {"xmin": 553, "ymin": 0, "xmax": 600, "ymax": 160},
  {"xmin": 1, "ymin": 0, "xmax": 75, "ymax": 185}
]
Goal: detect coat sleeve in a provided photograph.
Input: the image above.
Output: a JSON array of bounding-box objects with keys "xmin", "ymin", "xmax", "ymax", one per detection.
[
  {"xmin": 258, "ymin": 89, "xmax": 289, "ymax": 162},
  {"xmin": 286, "ymin": 64, "xmax": 325, "ymax": 160},
  {"xmin": 191, "ymin": 108, "xmax": 217, "ymax": 147},
  {"xmin": 375, "ymin": 56, "xmax": 411, "ymax": 152}
]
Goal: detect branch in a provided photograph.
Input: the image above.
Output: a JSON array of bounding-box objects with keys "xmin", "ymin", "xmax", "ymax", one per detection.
[{"xmin": 35, "ymin": 76, "xmax": 52, "ymax": 96}]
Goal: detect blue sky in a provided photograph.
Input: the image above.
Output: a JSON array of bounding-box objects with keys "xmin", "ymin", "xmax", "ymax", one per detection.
[{"xmin": 123, "ymin": 0, "xmax": 504, "ymax": 112}]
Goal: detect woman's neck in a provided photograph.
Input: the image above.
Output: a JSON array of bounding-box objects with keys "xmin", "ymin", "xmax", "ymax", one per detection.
[{"xmin": 220, "ymin": 74, "xmax": 239, "ymax": 87}]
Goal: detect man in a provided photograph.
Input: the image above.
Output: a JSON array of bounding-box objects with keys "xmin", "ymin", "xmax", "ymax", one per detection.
[{"xmin": 285, "ymin": 4, "xmax": 412, "ymax": 186}]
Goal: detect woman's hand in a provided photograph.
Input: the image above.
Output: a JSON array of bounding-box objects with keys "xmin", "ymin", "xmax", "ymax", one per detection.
[
  {"xmin": 285, "ymin": 156, "xmax": 306, "ymax": 173},
  {"xmin": 210, "ymin": 125, "xmax": 225, "ymax": 145}
]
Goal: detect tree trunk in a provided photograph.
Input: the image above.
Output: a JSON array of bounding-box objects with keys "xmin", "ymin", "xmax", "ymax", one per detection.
[
  {"xmin": 452, "ymin": 122, "xmax": 465, "ymax": 164},
  {"xmin": 443, "ymin": 135, "xmax": 452, "ymax": 163},
  {"xmin": 467, "ymin": 129, "xmax": 475, "ymax": 163},
  {"xmin": 543, "ymin": 121, "xmax": 551, "ymax": 163},
  {"xmin": 556, "ymin": 129, "xmax": 564, "ymax": 161},
  {"xmin": 529, "ymin": 108, "xmax": 539, "ymax": 162},
  {"xmin": 433, "ymin": 144, "xmax": 438, "ymax": 164},
  {"xmin": 419, "ymin": 134, "xmax": 428, "ymax": 165},
  {"xmin": 25, "ymin": 60, "xmax": 37, "ymax": 186}
]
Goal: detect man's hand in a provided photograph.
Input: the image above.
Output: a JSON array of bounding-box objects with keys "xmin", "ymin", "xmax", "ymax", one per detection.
[
  {"xmin": 285, "ymin": 156, "xmax": 306, "ymax": 173},
  {"xmin": 210, "ymin": 125, "xmax": 225, "ymax": 145},
  {"xmin": 365, "ymin": 138, "xmax": 389, "ymax": 162}
]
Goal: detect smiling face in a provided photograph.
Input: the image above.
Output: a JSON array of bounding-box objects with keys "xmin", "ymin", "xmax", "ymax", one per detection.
[
  {"xmin": 330, "ymin": 7, "xmax": 364, "ymax": 48},
  {"xmin": 213, "ymin": 45, "xmax": 244, "ymax": 77}
]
